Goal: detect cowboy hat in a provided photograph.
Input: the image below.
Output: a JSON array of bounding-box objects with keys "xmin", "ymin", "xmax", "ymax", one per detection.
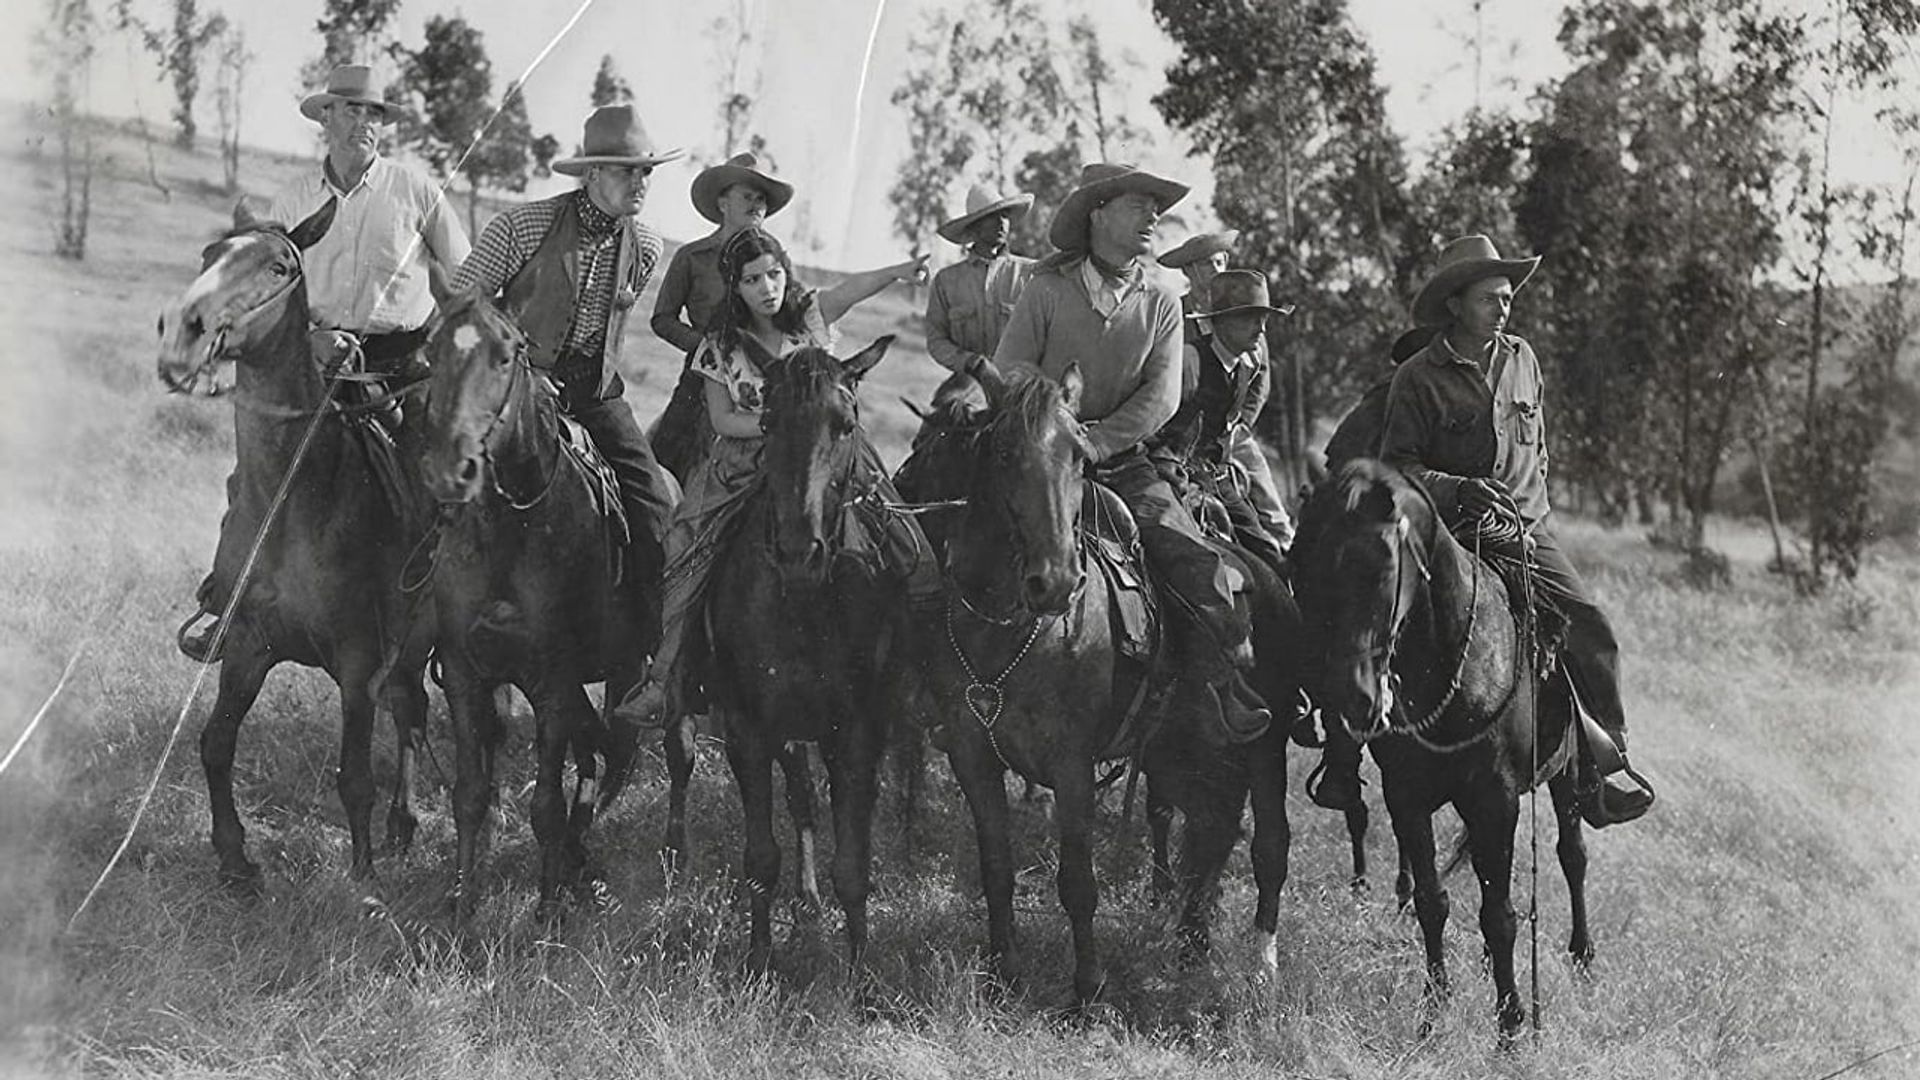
[
  {"xmin": 299, "ymin": 65, "xmax": 395, "ymax": 124},
  {"xmin": 552, "ymin": 104, "xmax": 685, "ymax": 176},
  {"xmin": 1410, "ymin": 234, "xmax": 1540, "ymax": 327},
  {"xmin": 1187, "ymin": 269, "xmax": 1294, "ymax": 319},
  {"xmin": 690, "ymin": 152, "xmax": 794, "ymax": 224},
  {"xmin": 1048, "ymin": 163, "xmax": 1189, "ymax": 252},
  {"xmin": 1157, "ymin": 229, "xmax": 1240, "ymax": 269},
  {"xmin": 937, "ymin": 184, "xmax": 1034, "ymax": 244}
]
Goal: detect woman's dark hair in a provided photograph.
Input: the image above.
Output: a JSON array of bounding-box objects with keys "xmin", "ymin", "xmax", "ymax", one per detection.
[{"xmin": 708, "ymin": 226, "xmax": 809, "ymax": 366}]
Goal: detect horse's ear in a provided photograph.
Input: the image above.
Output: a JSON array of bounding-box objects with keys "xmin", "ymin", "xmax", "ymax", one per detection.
[
  {"xmin": 901, "ymin": 396, "xmax": 933, "ymax": 421},
  {"xmin": 842, "ymin": 334, "xmax": 894, "ymax": 384},
  {"xmin": 1059, "ymin": 363, "xmax": 1084, "ymax": 412},
  {"xmin": 231, "ymin": 199, "xmax": 260, "ymax": 230},
  {"xmin": 972, "ymin": 359, "xmax": 1010, "ymax": 409},
  {"xmin": 288, "ymin": 197, "xmax": 339, "ymax": 251}
]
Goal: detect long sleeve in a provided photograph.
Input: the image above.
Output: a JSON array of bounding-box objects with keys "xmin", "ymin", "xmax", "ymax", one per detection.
[
  {"xmin": 1085, "ymin": 301, "xmax": 1182, "ymax": 463},
  {"xmin": 650, "ymin": 245, "xmax": 703, "ymax": 353},
  {"xmin": 417, "ymin": 177, "xmax": 471, "ymax": 274},
  {"xmin": 448, "ymin": 209, "xmax": 533, "ymax": 299},
  {"xmin": 1380, "ymin": 362, "xmax": 1466, "ymax": 517},
  {"xmin": 992, "ymin": 279, "xmax": 1050, "ymax": 376},
  {"xmin": 924, "ymin": 270, "xmax": 978, "ymax": 373},
  {"xmin": 1237, "ymin": 345, "xmax": 1271, "ymax": 429}
]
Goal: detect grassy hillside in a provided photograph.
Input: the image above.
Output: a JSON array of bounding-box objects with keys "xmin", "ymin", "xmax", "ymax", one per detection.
[{"xmin": 3, "ymin": 111, "xmax": 1918, "ymax": 1080}]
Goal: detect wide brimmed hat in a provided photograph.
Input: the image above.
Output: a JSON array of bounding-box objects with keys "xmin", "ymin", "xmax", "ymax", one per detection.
[
  {"xmin": 1410, "ymin": 234, "xmax": 1540, "ymax": 327},
  {"xmin": 938, "ymin": 184, "xmax": 1034, "ymax": 244},
  {"xmin": 1157, "ymin": 229, "xmax": 1239, "ymax": 269},
  {"xmin": 1048, "ymin": 163, "xmax": 1189, "ymax": 252},
  {"xmin": 1187, "ymin": 269, "xmax": 1294, "ymax": 319},
  {"xmin": 691, "ymin": 153, "xmax": 794, "ymax": 224},
  {"xmin": 552, "ymin": 104, "xmax": 685, "ymax": 176},
  {"xmin": 299, "ymin": 65, "xmax": 395, "ymax": 124}
]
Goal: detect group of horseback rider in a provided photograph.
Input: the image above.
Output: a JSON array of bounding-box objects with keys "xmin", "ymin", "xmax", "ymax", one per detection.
[{"xmin": 177, "ymin": 65, "xmax": 1652, "ymax": 834}]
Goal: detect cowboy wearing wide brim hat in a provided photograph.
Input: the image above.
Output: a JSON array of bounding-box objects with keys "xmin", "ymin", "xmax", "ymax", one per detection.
[
  {"xmin": 299, "ymin": 64, "xmax": 396, "ymax": 123},
  {"xmin": 1409, "ymin": 233, "xmax": 1540, "ymax": 328},
  {"xmin": 1306, "ymin": 232, "xmax": 1657, "ymax": 831},
  {"xmin": 1185, "ymin": 268, "xmax": 1295, "ymax": 321},
  {"xmin": 1047, "ymin": 163, "xmax": 1189, "ymax": 253},
  {"xmin": 937, "ymin": 185, "xmax": 1035, "ymax": 245},
  {"xmin": 551, "ymin": 103, "xmax": 685, "ymax": 176},
  {"xmin": 689, "ymin": 153, "xmax": 794, "ymax": 225}
]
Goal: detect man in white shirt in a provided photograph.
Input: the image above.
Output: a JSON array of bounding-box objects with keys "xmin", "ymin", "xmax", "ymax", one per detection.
[{"xmin": 179, "ymin": 64, "xmax": 469, "ymax": 662}]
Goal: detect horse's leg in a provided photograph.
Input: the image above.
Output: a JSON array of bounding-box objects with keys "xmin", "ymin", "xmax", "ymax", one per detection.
[
  {"xmin": 1346, "ymin": 801, "xmax": 1372, "ymax": 893},
  {"xmin": 948, "ymin": 742, "xmax": 1015, "ymax": 985},
  {"xmin": 825, "ymin": 716, "xmax": 881, "ymax": 971},
  {"xmin": 778, "ymin": 742, "xmax": 823, "ymax": 919},
  {"xmin": 200, "ymin": 641, "xmax": 272, "ymax": 892},
  {"xmin": 1146, "ymin": 773, "xmax": 1177, "ymax": 905},
  {"xmin": 382, "ymin": 660, "xmax": 428, "ymax": 855},
  {"xmin": 1549, "ymin": 769, "xmax": 1594, "ymax": 970},
  {"xmin": 1394, "ymin": 842, "xmax": 1415, "ymax": 911},
  {"xmin": 662, "ymin": 714, "xmax": 696, "ymax": 878},
  {"xmin": 1461, "ymin": 785, "xmax": 1525, "ymax": 1041},
  {"xmin": 335, "ymin": 650, "xmax": 381, "ymax": 881},
  {"xmin": 1385, "ymin": 789, "xmax": 1450, "ymax": 1034},
  {"xmin": 1172, "ymin": 768, "xmax": 1243, "ymax": 966},
  {"xmin": 1053, "ymin": 760, "xmax": 1104, "ymax": 1007},
  {"xmin": 443, "ymin": 656, "xmax": 498, "ymax": 925},
  {"xmin": 896, "ymin": 715, "xmax": 926, "ymax": 875},
  {"xmin": 725, "ymin": 723, "xmax": 781, "ymax": 975},
  {"xmin": 1245, "ymin": 735, "xmax": 1291, "ymax": 973},
  {"xmin": 527, "ymin": 681, "xmax": 594, "ymax": 922}
]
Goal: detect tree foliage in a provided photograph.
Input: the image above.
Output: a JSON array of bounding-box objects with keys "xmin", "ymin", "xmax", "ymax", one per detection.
[
  {"xmin": 36, "ymin": 0, "xmax": 97, "ymax": 259},
  {"xmin": 590, "ymin": 53, "xmax": 633, "ymax": 109},
  {"xmin": 300, "ymin": 0, "xmax": 402, "ymax": 91},
  {"xmin": 111, "ymin": 0, "xmax": 228, "ymax": 149}
]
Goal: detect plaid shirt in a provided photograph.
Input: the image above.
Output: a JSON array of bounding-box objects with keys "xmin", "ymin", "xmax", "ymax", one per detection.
[{"xmin": 451, "ymin": 190, "xmax": 662, "ymax": 356}]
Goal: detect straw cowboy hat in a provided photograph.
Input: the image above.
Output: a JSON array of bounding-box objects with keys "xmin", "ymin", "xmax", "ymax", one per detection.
[
  {"xmin": 552, "ymin": 104, "xmax": 685, "ymax": 176},
  {"xmin": 691, "ymin": 152, "xmax": 794, "ymax": 224},
  {"xmin": 1187, "ymin": 269, "xmax": 1294, "ymax": 319},
  {"xmin": 937, "ymin": 184, "xmax": 1034, "ymax": 244},
  {"xmin": 1411, "ymin": 234, "xmax": 1541, "ymax": 327},
  {"xmin": 299, "ymin": 65, "xmax": 395, "ymax": 123},
  {"xmin": 1048, "ymin": 163, "xmax": 1189, "ymax": 252},
  {"xmin": 1157, "ymin": 229, "xmax": 1240, "ymax": 269}
]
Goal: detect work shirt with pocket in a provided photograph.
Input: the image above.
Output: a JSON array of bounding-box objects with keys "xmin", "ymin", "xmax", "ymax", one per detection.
[
  {"xmin": 924, "ymin": 252, "xmax": 1036, "ymax": 372},
  {"xmin": 1378, "ymin": 332, "xmax": 1549, "ymax": 527}
]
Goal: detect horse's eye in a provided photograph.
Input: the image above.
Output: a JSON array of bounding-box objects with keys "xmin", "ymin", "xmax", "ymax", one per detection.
[{"xmin": 271, "ymin": 263, "xmax": 290, "ymax": 278}]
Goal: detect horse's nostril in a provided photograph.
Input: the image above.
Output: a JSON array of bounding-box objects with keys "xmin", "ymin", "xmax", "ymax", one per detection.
[
  {"xmin": 457, "ymin": 457, "xmax": 479, "ymax": 485},
  {"xmin": 186, "ymin": 314, "xmax": 205, "ymax": 338},
  {"xmin": 1023, "ymin": 573, "xmax": 1050, "ymax": 600}
]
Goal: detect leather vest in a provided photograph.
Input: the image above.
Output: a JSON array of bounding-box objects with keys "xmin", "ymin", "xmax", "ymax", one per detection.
[
  {"xmin": 1154, "ymin": 328, "xmax": 1256, "ymax": 467},
  {"xmin": 499, "ymin": 193, "xmax": 640, "ymax": 402}
]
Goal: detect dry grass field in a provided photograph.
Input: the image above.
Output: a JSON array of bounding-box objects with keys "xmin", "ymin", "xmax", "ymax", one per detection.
[{"xmin": 2, "ymin": 109, "xmax": 1918, "ymax": 1079}]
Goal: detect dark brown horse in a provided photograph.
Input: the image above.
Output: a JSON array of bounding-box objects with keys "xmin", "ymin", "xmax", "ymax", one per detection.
[
  {"xmin": 1291, "ymin": 460, "xmax": 1594, "ymax": 1040},
  {"xmin": 155, "ymin": 201, "xmax": 433, "ymax": 888},
  {"xmin": 418, "ymin": 294, "xmax": 668, "ymax": 921},
  {"xmin": 908, "ymin": 365, "xmax": 1302, "ymax": 1004},
  {"xmin": 703, "ymin": 334, "xmax": 913, "ymax": 974}
]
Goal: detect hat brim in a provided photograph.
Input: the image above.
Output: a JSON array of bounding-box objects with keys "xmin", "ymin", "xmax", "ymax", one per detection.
[
  {"xmin": 1186, "ymin": 302, "xmax": 1294, "ymax": 320},
  {"xmin": 1157, "ymin": 231, "xmax": 1239, "ymax": 269},
  {"xmin": 299, "ymin": 92, "xmax": 396, "ymax": 124},
  {"xmin": 1411, "ymin": 256, "xmax": 1539, "ymax": 327},
  {"xmin": 937, "ymin": 194, "xmax": 1034, "ymax": 244},
  {"xmin": 552, "ymin": 148, "xmax": 687, "ymax": 176},
  {"xmin": 690, "ymin": 164, "xmax": 796, "ymax": 223},
  {"xmin": 1049, "ymin": 172, "xmax": 1189, "ymax": 252}
]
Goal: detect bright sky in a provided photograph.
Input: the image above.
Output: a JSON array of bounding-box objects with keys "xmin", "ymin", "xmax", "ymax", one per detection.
[{"xmin": 5, "ymin": 0, "xmax": 1912, "ymax": 270}]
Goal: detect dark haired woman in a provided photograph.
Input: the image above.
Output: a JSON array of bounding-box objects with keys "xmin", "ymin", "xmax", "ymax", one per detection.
[{"xmin": 622, "ymin": 227, "xmax": 933, "ymax": 722}]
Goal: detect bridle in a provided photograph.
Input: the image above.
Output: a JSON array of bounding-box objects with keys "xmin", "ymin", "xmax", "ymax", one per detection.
[
  {"xmin": 172, "ymin": 229, "xmax": 309, "ymax": 397},
  {"xmin": 947, "ymin": 402, "xmax": 1090, "ymax": 626},
  {"xmin": 461, "ymin": 334, "xmax": 564, "ymax": 512}
]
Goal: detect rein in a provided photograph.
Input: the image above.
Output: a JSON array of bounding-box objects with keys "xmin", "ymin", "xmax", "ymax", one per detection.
[{"xmin": 470, "ymin": 350, "xmax": 564, "ymax": 512}]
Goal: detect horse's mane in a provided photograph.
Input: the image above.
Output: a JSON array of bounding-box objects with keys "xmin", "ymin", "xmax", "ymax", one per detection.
[
  {"xmin": 762, "ymin": 344, "xmax": 844, "ymax": 413},
  {"xmin": 1294, "ymin": 459, "xmax": 1437, "ymax": 562},
  {"xmin": 990, "ymin": 370, "xmax": 1092, "ymax": 459}
]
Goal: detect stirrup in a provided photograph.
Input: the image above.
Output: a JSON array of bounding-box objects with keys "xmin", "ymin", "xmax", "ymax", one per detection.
[
  {"xmin": 176, "ymin": 608, "xmax": 225, "ymax": 664},
  {"xmin": 1305, "ymin": 759, "xmax": 1364, "ymax": 812},
  {"xmin": 1578, "ymin": 761, "xmax": 1656, "ymax": 829}
]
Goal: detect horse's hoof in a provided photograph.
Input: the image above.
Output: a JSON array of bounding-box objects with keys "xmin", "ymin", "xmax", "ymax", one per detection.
[
  {"xmin": 217, "ymin": 860, "xmax": 264, "ymax": 897},
  {"xmin": 1349, "ymin": 875, "xmax": 1370, "ymax": 897},
  {"xmin": 1255, "ymin": 931, "xmax": 1279, "ymax": 975},
  {"xmin": 1570, "ymin": 944, "xmax": 1596, "ymax": 977},
  {"xmin": 385, "ymin": 811, "xmax": 418, "ymax": 855}
]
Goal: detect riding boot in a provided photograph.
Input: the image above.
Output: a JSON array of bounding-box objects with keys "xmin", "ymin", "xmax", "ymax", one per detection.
[
  {"xmin": 1307, "ymin": 724, "xmax": 1365, "ymax": 811},
  {"xmin": 1577, "ymin": 723, "xmax": 1655, "ymax": 828}
]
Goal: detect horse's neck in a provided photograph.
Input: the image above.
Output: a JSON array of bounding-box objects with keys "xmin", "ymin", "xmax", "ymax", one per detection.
[
  {"xmin": 231, "ymin": 295, "xmax": 338, "ymax": 490},
  {"xmin": 1409, "ymin": 523, "xmax": 1497, "ymax": 669},
  {"xmin": 492, "ymin": 372, "xmax": 560, "ymax": 503}
]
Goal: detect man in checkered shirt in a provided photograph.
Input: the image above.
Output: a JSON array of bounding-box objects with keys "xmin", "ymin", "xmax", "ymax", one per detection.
[{"xmin": 448, "ymin": 104, "xmax": 681, "ymax": 588}]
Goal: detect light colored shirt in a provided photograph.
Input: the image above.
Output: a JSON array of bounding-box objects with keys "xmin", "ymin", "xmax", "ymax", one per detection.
[
  {"xmin": 924, "ymin": 252, "xmax": 1036, "ymax": 372},
  {"xmin": 994, "ymin": 256, "xmax": 1183, "ymax": 463},
  {"xmin": 1079, "ymin": 256, "xmax": 1141, "ymax": 319},
  {"xmin": 690, "ymin": 292, "xmax": 835, "ymax": 415},
  {"xmin": 267, "ymin": 156, "xmax": 469, "ymax": 334}
]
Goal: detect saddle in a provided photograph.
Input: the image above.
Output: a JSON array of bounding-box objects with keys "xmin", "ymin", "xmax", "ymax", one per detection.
[
  {"xmin": 1079, "ymin": 481, "xmax": 1156, "ymax": 663},
  {"xmin": 556, "ymin": 412, "xmax": 631, "ymax": 577}
]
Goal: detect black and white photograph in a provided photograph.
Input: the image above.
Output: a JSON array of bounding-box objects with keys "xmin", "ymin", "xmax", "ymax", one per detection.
[{"xmin": 1, "ymin": 0, "xmax": 1916, "ymax": 1076}]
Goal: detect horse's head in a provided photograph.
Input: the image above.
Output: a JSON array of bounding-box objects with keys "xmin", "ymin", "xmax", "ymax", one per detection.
[
  {"xmin": 755, "ymin": 334, "xmax": 893, "ymax": 582},
  {"xmin": 420, "ymin": 292, "xmax": 531, "ymax": 505},
  {"xmin": 1292, "ymin": 459, "xmax": 1438, "ymax": 740},
  {"xmin": 156, "ymin": 199, "xmax": 337, "ymax": 395},
  {"xmin": 968, "ymin": 363, "xmax": 1092, "ymax": 615}
]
